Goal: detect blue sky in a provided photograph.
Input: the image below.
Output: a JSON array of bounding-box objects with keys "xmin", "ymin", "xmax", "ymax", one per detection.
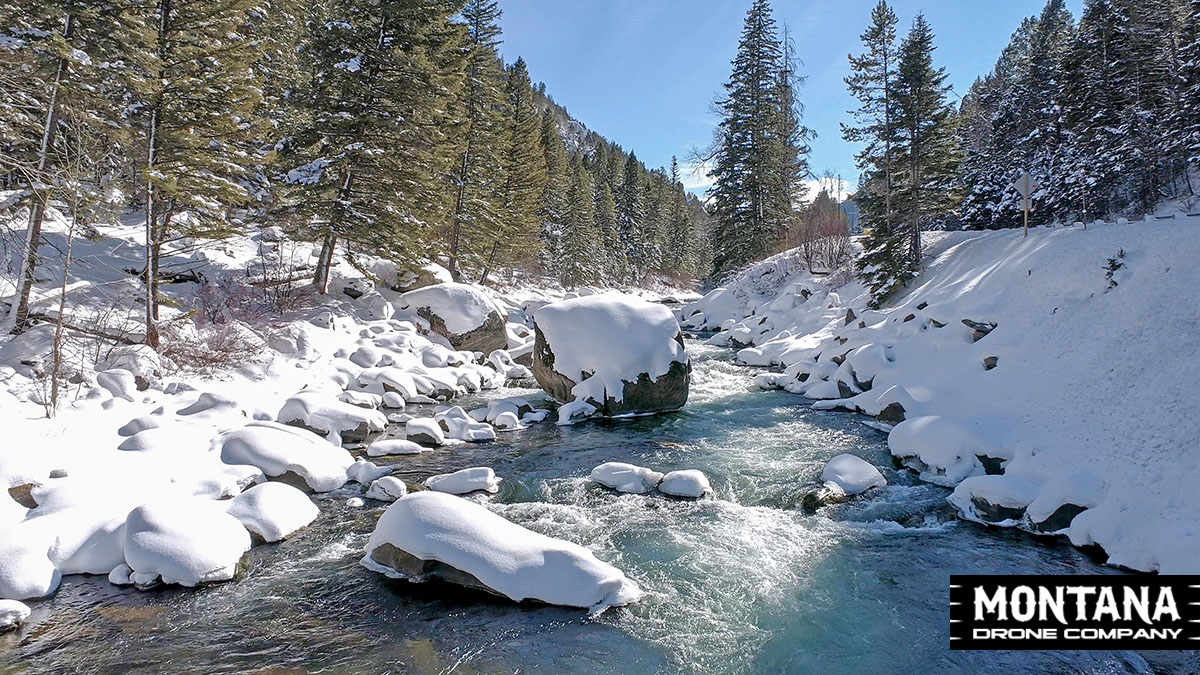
[{"xmin": 498, "ymin": 0, "xmax": 1083, "ymax": 195}]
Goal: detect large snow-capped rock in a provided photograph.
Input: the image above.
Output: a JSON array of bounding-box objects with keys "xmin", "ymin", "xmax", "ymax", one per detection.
[
  {"xmin": 589, "ymin": 462, "xmax": 664, "ymax": 494},
  {"xmin": 361, "ymin": 492, "xmax": 642, "ymax": 611},
  {"xmin": 396, "ymin": 282, "xmax": 507, "ymax": 354},
  {"xmin": 224, "ymin": 482, "xmax": 319, "ymax": 542},
  {"xmin": 819, "ymin": 454, "xmax": 886, "ymax": 495},
  {"xmin": 122, "ymin": 497, "xmax": 251, "ymax": 587},
  {"xmin": 277, "ymin": 391, "xmax": 387, "ymax": 443},
  {"xmin": 532, "ymin": 294, "xmax": 690, "ymax": 423}
]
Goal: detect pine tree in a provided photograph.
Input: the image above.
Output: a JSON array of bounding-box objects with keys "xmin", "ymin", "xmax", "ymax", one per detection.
[
  {"xmin": 278, "ymin": 0, "xmax": 466, "ymax": 297},
  {"xmin": 122, "ymin": 0, "xmax": 268, "ymax": 346},
  {"xmin": 616, "ymin": 152, "xmax": 647, "ymax": 283},
  {"xmin": 538, "ymin": 107, "xmax": 570, "ymax": 276},
  {"xmin": 481, "ymin": 57, "xmax": 546, "ymax": 283},
  {"xmin": 708, "ymin": 0, "xmax": 807, "ymax": 279},
  {"xmin": 559, "ymin": 159, "xmax": 599, "ymax": 287},
  {"xmin": 892, "ymin": 14, "xmax": 960, "ymax": 262},
  {"xmin": 593, "ymin": 180, "xmax": 623, "ymax": 281},
  {"xmin": 447, "ymin": 0, "xmax": 506, "ymax": 280},
  {"xmin": 661, "ymin": 156, "xmax": 694, "ymax": 278}
]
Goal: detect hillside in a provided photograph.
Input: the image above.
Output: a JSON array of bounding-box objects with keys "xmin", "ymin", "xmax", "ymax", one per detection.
[{"xmin": 682, "ymin": 217, "xmax": 1200, "ymax": 573}]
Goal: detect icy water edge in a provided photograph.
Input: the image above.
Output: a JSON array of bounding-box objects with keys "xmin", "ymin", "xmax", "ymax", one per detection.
[{"xmin": 2, "ymin": 340, "xmax": 1196, "ymax": 674}]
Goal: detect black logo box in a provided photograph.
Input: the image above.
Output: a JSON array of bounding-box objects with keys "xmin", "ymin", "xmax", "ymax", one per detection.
[{"xmin": 950, "ymin": 575, "xmax": 1200, "ymax": 650}]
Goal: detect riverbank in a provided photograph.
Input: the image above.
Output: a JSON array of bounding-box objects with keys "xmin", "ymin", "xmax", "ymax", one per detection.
[{"xmin": 681, "ymin": 219, "xmax": 1200, "ymax": 574}]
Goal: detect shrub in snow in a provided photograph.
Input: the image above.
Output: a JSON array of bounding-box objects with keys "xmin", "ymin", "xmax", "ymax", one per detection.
[
  {"xmin": 277, "ymin": 390, "xmax": 387, "ymax": 443},
  {"xmin": 365, "ymin": 476, "xmax": 409, "ymax": 502},
  {"xmin": 532, "ymin": 295, "xmax": 690, "ymax": 424},
  {"xmin": 658, "ymin": 470, "xmax": 712, "ymax": 498},
  {"xmin": 122, "ymin": 497, "xmax": 251, "ymax": 587},
  {"xmin": 361, "ymin": 491, "xmax": 641, "ymax": 610},
  {"xmin": 589, "ymin": 462, "xmax": 664, "ymax": 494},
  {"xmin": 0, "ymin": 599, "xmax": 30, "ymax": 632},
  {"xmin": 225, "ymin": 482, "xmax": 318, "ymax": 542},
  {"xmin": 367, "ymin": 439, "xmax": 423, "ymax": 457},
  {"xmin": 819, "ymin": 454, "xmax": 886, "ymax": 495},
  {"xmin": 424, "ymin": 467, "xmax": 500, "ymax": 495},
  {"xmin": 213, "ymin": 421, "xmax": 353, "ymax": 492},
  {"xmin": 96, "ymin": 344, "xmax": 162, "ymax": 390},
  {"xmin": 396, "ymin": 282, "xmax": 507, "ymax": 354}
]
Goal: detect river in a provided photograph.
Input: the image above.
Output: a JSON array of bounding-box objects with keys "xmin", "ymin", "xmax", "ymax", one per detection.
[{"xmin": 2, "ymin": 340, "xmax": 1195, "ymax": 674}]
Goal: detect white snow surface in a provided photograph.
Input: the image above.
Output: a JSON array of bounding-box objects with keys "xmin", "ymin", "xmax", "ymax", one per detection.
[
  {"xmin": 396, "ymin": 282, "xmax": 502, "ymax": 335},
  {"xmin": 0, "ymin": 599, "xmax": 30, "ymax": 631},
  {"xmin": 361, "ymin": 491, "xmax": 642, "ymax": 611},
  {"xmin": 681, "ymin": 222, "xmax": 1200, "ymax": 573},
  {"xmin": 122, "ymin": 497, "xmax": 251, "ymax": 587}
]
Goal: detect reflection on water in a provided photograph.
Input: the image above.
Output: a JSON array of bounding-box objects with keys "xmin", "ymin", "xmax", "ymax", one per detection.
[{"xmin": 2, "ymin": 342, "xmax": 1195, "ymax": 674}]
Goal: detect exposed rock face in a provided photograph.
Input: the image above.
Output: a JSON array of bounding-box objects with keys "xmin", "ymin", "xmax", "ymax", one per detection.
[
  {"xmin": 969, "ymin": 496, "xmax": 1027, "ymax": 523},
  {"xmin": 875, "ymin": 401, "xmax": 907, "ymax": 425},
  {"xmin": 1030, "ymin": 503, "xmax": 1088, "ymax": 533},
  {"xmin": 369, "ymin": 543, "xmax": 501, "ymax": 598},
  {"xmin": 983, "ymin": 356, "xmax": 999, "ymax": 370},
  {"xmin": 962, "ymin": 319, "xmax": 997, "ymax": 342},
  {"xmin": 531, "ymin": 329, "xmax": 690, "ymax": 417}
]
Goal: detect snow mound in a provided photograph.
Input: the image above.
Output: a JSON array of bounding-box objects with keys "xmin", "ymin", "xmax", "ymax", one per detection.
[
  {"xmin": 367, "ymin": 439, "xmax": 424, "ymax": 457},
  {"xmin": 213, "ymin": 422, "xmax": 353, "ymax": 492},
  {"xmin": 277, "ymin": 390, "xmax": 386, "ymax": 443},
  {"xmin": 819, "ymin": 454, "xmax": 886, "ymax": 495},
  {"xmin": 0, "ymin": 538, "xmax": 61, "ymax": 600},
  {"xmin": 425, "ymin": 468, "xmax": 500, "ymax": 495},
  {"xmin": 365, "ymin": 476, "xmax": 409, "ymax": 502},
  {"xmin": 887, "ymin": 416, "xmax": 997, "ymax": 487},
  {"xmin": 361, "ymin": 491, "xmax": 642, "ymax": 611},
  {"xmin": 225, "ymin": 482, "xmax": 318, "ymax": 542},
  {"xmin": 658, "ymin": 470, "xmax": 712, "ymax": 498},
  {"xmin": 589, "ymin": 462, "xmax": 664, "ymax": 494},
  {"xmin": 122, "ymin": 498, "xmax": 251, "ymax": 587}
]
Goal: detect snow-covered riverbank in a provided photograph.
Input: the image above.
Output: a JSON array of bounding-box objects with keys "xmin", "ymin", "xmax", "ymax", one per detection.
[{"xmin": 682, "ymin": 219, "xmax": 1200, "ymax": 574}]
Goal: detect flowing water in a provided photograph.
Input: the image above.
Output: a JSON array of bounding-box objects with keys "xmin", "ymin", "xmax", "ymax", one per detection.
[{"xmin": 2, "ymin": 340, "xmax": 1196, "ymax": 674}]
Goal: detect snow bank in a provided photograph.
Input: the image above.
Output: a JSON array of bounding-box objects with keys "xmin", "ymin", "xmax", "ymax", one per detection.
[
  {"xmin": 361, "ymin": 492, "xmax": 642, "ymax": 610},
  {"xmin": 589, "ymin": 462, "xmax": 664, "ymax": 494}
]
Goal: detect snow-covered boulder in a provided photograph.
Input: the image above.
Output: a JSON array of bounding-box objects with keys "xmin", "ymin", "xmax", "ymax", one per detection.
[
  {"xmin": 225, "ymin": 482, "xmax": 318, "ymax": 542},
  {"xmin": 532, "ymin": 295, "xmax": 690, "ymax": 423},
  {"xmin": 346, "ymin": 458, "xmax": 391, "ymax": 485},
  {"xmin": 0, "ymin": 599, "xmax": 30, "ymax": 632},
  {"xmin": 396, "ymin": 283, "xmax": 507, "ymax": 354},
  {"xmin": 589, "ymin": 462, "xmax": 664, "ymax": 494},
  {"xmin": 405, "ymin": 418, "xmax": 445, "ymax": 447},
  {"xmin": 122, "ymin": 498, "xmax": 251, "ymax": 587},
  {"xmin": 278, "ymin": 391, "xmax": 387, "ymax": 443},
  {"xmin": 213, "ymin": 422, "xmax": 354, "ymax": 492},
  {"xmin": 819, "ymin": 454, "xmax": 886, "ymax": 495},
  {"xmin": 658, "ymin": 470, "xmax": 712, "ymax": 498},
  {"xmin": 887, "ymin": 416, "xmax": 1000, "ymax": 486},
  {"xmin": 424, "ymin": 467, "xmax": 500, "ymax": 495},
  {"xmin": 361, "ymin": 492, "xmax": 642, "ymax": 610},
  {"xmin": 365, "ymin": 476, "xmax": 409, "ymax": 502},
  {"xmin": 96, "ymin": 344, "xmax": 162, "ymax": 390}
]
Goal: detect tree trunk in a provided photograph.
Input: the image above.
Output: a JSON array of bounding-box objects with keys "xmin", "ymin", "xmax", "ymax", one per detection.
[{"xmin": 6, "ymin": 13, "xmax": 75, "ymax": 334}]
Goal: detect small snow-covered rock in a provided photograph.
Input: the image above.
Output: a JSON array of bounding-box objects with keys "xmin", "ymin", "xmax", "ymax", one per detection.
[
  {"xmin": 0, "ymin": 599, "xmax": 30, "ymax": 632},
  {"xmin": 122, "ymin": 498, "xmax": 251, "ymax": 587},
  {"xmin": 589, "ymin": 462, "xmax": 664, "ymax": 494},
  {"xmin": 365, "ymin": 476, "xmax": 409, "ymax": 502},
  {"xmin": 225, "ymin": 482, "xmax": 318, "ymax": 542},
  {"xmin": 108, "ymin": 563, "xmax": 133, "ymax": 586},
  {"xmin": 346, "ymin": 458, "xmax": 391, "ymax": 485},
  {"xmin": 96, "ymin": 369, "xmax": 137, "ymax": 401},
  {"xmin": 406, "ymin": 418, "xmax": 445, "ymax": 446},
  {"xmin": 492, "ymin": 410, "xmax": 521, "ymax": 430},
  {"xmin": 213, "ymin": 421, "xmax": 354, "ymax": 492},
  {"xmin": 435, "ymin": 406, "xmax": 496, "ymax": 442},
  {"xmin": 424, "ymin": 467, "xmax": 500, "ymax": 495},
  {"xmin": 278, "ymin": 391, "xmax": 387, "ymax": 443},
  {"xmin": 658, "ymin": 470, "xmax": 712, "ymax": 498},
  {"xmin": 367, "ymin": 439, "xmax": 423, "ymax": 457},
  {"xmin": 381, "ymin": 392, "xmax": 405, "ymax": 409},
  {"xmin": 361, "ymin": 491, "xmax": 641, "ymax": 610},
  {"xmin": 346, "ymin": 497, "xmax": 365, "ymax": 508},
  {"xmin": 819, "ymin": 454, "xmax": 886, "ymax": 495}
]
